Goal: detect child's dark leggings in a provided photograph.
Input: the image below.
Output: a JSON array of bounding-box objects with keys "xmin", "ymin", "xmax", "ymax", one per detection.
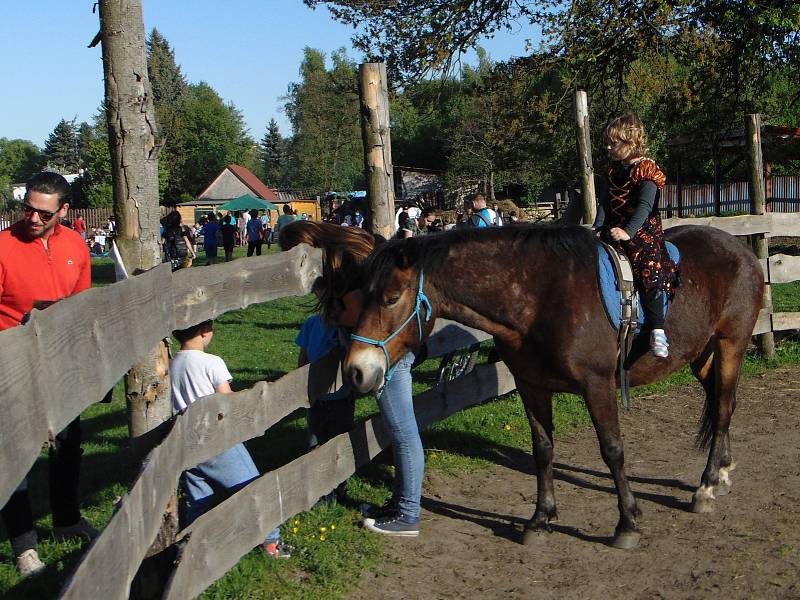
[{"xmin": 642, "ymin": 288, "xmax": 665, "ymax": 330}]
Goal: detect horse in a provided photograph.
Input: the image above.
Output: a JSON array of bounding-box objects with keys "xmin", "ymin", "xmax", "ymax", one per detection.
[{"xmin": 342, "ymin": 224, "xmax": 764, "ymax": 549}]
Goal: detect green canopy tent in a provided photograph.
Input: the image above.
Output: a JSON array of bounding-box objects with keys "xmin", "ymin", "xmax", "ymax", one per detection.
[{"xmin": 217, "ymin": 194, "xmax": 278, "ymax": 212}]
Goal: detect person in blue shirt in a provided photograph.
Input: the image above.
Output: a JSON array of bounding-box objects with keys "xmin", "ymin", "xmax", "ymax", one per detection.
[
  {"xmin": 246, "ymin": 209, "xmax": 264, "ymax": 256},
  {"xmin": 281, "ymin": 220, "xmax": 424, "ymax": 538},
  {"xmin": 465, "ymin": 193, "xmax": 495, "ymax": 227},
  {"xmin": 296, "ymin": 314, "xmax": 354, "ymax": 503},
  {"xmin": 201, "ymin": 213, "xmax": 220, "ymax": 265}
]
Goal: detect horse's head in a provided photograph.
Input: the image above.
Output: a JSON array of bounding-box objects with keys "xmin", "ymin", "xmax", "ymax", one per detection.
[{"xmin": 343, "ymin": 240, "xmax": 436, "ymax": 393}]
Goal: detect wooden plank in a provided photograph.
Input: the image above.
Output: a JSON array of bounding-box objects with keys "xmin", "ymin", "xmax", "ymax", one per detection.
[
  {"xmin": 662, "ymin": 214, "xmax": 773, "ymax": 235},
  {"xmin": 773, "ymin": 312, "xmax": 800, "ymax": 333},
  {"xmin": 164, "ymin": 361, "xmax": 517, "ymax": 599},
  {"xmin": 767, "ymin": 255, "xmax": 800, "ymax": 284},
  {"xmin": 768, "ymin": 213, "xmax": 800, "ymax": 238},
  {"xmin": 172, "ymin": 244, "xmax": 323, "ymax": 328},
  {"xmin": 752, "ymin": 308, "xmax": 773, "ymax": 335},
  {"xmin": 59, "ymin": 356, "xmax": 339, "ymax": 600},
  {"xmin": 426, "ymin": 319, "xmax": 492, "ymax": 358},
  {"xmin": 661, "ymin": 213, "xmax": 800, "ymax": 238},
  {"xmin": 0, "ymin": 264, "xmax": 173, "ymax": 508}
]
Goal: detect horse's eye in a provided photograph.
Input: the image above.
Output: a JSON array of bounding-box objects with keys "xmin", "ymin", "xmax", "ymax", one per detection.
[{"xmin": 386, "ymin": 295, "xmax": 400, "ymax": 306}]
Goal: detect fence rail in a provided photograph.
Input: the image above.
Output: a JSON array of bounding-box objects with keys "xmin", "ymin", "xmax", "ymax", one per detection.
[{"xmin": 0, "ymin": 214, "xmax": 798, "ymax": 598}]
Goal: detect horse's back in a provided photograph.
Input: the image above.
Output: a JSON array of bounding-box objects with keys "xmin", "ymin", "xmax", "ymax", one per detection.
[{"xmin": 666, "ymin": 224, "xmax": 763, "ymax": 333}]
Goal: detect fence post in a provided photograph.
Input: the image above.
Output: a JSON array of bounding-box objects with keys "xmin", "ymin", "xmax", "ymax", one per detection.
[
  {"xmin": 574, "ymin": 90, "xmax": 597, "ymax": 225},
  {"xmin": 358, "ymin": 62, "xmax": 396, "ymax": 239},
  {"xmin": 746, "ymin": 113, "xmax": 776, "ymax": 359}
]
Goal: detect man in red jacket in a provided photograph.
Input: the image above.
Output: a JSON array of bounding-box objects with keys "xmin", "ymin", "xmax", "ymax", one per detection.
[{"xmin": 0, "ymin": 172, "xmax": 97, "ymax": 577}]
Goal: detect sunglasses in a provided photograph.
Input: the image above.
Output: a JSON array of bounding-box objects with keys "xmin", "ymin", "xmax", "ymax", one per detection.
[{"xmin": 23, "ymin": 203, "xmax": 59, "ymax": 222}]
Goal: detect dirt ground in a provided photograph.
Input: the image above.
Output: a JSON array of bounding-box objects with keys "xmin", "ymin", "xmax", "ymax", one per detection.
[{"xmin": 348, "ymin": 365, "xmax": 800, "ymax": 600}]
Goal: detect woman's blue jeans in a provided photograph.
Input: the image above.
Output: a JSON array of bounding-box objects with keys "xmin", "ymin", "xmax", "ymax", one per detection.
[
  {"xmin": 183, "ymin": 443, "xmax": 281, "ymax": 543},
  {"xmin": 378, "ymin": 352, "xmax": 424, "ymax": 523}
]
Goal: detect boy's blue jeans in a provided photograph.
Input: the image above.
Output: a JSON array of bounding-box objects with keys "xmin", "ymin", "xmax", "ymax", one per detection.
[
  {"xmin": 183, "ymin": 443, "xmax": 281, "ymax": 543},
  {"xmin": 377, "ymin": 352, "xmax": 424, "ymax": 523}
]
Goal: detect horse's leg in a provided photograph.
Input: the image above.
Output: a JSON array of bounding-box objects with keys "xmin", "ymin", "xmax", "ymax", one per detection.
[
  {"xmin": 517, "ymin": 383, "xmax": 558, "ymax": 545},
  {"xmin": 691, "ymin": 336, "xmax": 743, "ymax": 513},
  {"xmin": 584, "ymin": 378, "xmax": 642, "ymax": 549}
]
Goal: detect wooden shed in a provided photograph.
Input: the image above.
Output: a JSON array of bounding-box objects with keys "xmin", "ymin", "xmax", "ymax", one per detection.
[{"xmin": 175, "ymin": 165, "xmax": 321, "ymax": 224}]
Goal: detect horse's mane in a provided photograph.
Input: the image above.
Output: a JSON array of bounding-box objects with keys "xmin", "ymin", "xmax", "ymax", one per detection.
[{"xmin": 363, "ymin": 224, "xmax": 597, "ymax": 298}]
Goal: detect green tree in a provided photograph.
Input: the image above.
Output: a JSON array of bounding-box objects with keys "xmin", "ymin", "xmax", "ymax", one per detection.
[
  {"xmin": 76, "ymin": 121, "xmax": 95, "ymax": 167},
  {"xmin": 308, "ymin": 0, "xmax": 800, "ymax": 137},
  {"xmin": 0, "ymin": 138, "xmax": 43, "ymax": 206},
  {"xmin": 43, "ymin": 118, "xmax": 79, "ymax": 172},
  {"xmin": 259, "ymin": 118, "xmax": 287, "ymax": 188},
  {"xmin": 147, "ymin": 28, "xmax": 190, "ymax": 200},
  {"xmin": 172, "ymin": 82, "xmax": 255, "ymax": 196},
  {"xmin": 284, "ymin": 48, "xmax": 364, "ymax": 192}
]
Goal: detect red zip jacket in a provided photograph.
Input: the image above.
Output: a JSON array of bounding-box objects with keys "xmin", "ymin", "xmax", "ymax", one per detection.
[{"xmin": 0, "ymin": 221, "xmax": 91, "ymax": 331}]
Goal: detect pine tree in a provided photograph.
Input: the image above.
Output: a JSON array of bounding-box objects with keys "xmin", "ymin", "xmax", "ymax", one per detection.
[
  {"xmin": 76, "ymin": 121, "xmax": 95, "ymax": 167},
  {"xmin": 43, "ymin": 119, "xmax": 79, "ymax": 173},
  {"xmin": 147, "ymin": 28, "xmax": 189, "ymax": 199},
  {"xmin": 259, "ymin": 119, "xmax": 286, "ymax": 187},
  {"xmin": 147, "ymin": 28, "xmax": 188, "ymax": 111}
]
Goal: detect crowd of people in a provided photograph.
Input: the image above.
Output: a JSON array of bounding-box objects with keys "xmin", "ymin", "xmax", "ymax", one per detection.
[{"xmin": 160, "ymin": 203, "xmax": 307, "ymax": 270}]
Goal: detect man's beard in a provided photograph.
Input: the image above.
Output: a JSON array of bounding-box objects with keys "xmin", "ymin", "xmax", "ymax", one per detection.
[{"xmin": 24, "ymin": 218, "xmax": 57, "ymax": 240}]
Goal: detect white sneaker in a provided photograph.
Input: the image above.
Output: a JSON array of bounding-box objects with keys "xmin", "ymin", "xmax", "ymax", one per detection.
[
  {"xmin": 16, "ymin": 549, "xmax": 45, "ymax": 577},
  {"xmin": 650, "ymin": 329, "xmax": 669, "ymax": 358}
]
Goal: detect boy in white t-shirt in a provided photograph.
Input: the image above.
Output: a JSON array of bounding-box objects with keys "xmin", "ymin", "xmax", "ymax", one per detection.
[{"xmin": 171, "ymin": 320, "xmax": 291, "ymax": 558}]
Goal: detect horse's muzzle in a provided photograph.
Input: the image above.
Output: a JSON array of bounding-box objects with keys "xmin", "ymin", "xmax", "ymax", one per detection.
[{"xmin": 346, "ymin": 362, "xmax": 384, "ymax": 394}]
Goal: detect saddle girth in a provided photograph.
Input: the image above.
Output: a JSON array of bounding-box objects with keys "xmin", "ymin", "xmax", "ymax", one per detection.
[{"xmin": 600, "ymin": 242, "xmax": 639, "ymax": 410}]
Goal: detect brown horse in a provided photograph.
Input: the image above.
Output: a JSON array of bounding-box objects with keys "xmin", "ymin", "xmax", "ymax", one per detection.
[{"xmin": 343, "ymin": 224, "xmax": 763, "ymax": 549}]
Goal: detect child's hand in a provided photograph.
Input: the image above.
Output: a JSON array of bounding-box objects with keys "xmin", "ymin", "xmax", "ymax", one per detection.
[{"xmin": 609, "ymin": 227, "xmax": 630, "ymax": 241}]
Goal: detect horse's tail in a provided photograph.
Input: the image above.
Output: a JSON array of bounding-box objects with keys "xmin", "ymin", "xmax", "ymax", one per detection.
[
  {"xmin": 695, "ymin": 340, "xmax": 724, "ymax": 450},
  {"xmin": 696, "ymin": 391, "xmax": 716, "ymax": 450}
]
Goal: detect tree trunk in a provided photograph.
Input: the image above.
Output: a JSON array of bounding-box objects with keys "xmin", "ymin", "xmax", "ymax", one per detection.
[
  {"xmin": 99, "ymin": 0, "xmax": 170, "ymax": 447},
  {"xmin": 574, "ymin": 90, "xmax": 597, "ymax": 225},
  {"xmin": 358, "ymin": 62, "xmax": 395, "ymax": 238},
  {"xmin": 99, "ymin": 1, "xmax": 176, "ymax": 595}
]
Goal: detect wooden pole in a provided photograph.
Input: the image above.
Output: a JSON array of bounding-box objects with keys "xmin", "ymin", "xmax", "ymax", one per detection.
[
  {"xmin": 98, "ymin": 1, "xmax": 177, "ymax": 594},
  {"xmin": 574, "ymin": 90, "xmax": 597, "ymax": 224},
  {"xmin": 746, "ymin": 113, "xmax": 776, "ymax": 359},
  {"xmin": 358, "ymin": 62, "xmax": 395, "ymax": 239}
]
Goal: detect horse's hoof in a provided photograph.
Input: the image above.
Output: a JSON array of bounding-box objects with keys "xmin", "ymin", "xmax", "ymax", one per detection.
[
  {"xmin": 611, "ymin": 530, "xmax": 641, "ymax": 550},
  {"xmin": 716, "ymin": 463, "xmax": 735, "ymax": 497},
  {"xmin": 692, "ymin": 485, "xmax": 716, "ymax": 513},
  {"xmin": 714, "ymin": 480, "xmax": 731, "ymax": 497},
  {"xmin": 521, "ymin": 526, "xmax": 550, "ymax": 546},
  {"xmin": 691, "ymin": 496, "xmax": 715, "ymax": 513}
]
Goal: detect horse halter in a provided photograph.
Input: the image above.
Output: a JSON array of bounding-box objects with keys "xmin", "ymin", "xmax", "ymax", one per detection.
[{"xmin": 350, "ymin": 269, "xmax": 432, "ymax": 384}]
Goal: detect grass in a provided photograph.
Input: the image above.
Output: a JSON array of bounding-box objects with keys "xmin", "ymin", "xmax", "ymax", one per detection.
[{"xmin": 2, "ymin": 245, "xmax": 800, "ymax": 599}]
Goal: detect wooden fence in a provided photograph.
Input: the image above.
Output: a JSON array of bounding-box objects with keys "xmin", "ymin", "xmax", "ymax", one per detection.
[
  {"xmin": 0, "ymin": 206, "xmax": 170, "ymax": 232},
  {"xmin": 662, "ymin": 175, "xmax": 800, "ymax": 217},
  {"xmin": 0, "ymin": 213, "xmax": 798, "ymax": 598}
]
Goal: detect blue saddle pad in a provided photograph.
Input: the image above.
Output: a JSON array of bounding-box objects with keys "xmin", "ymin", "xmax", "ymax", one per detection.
[{"xmin": 598, "ymin": 242, "xmax": 680, "ymax": 330}]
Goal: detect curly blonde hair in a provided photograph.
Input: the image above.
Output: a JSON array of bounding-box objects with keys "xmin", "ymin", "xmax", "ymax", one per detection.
[{"xmin": 604, "ymin": 113, "xmax": 649, "ymax": 162}]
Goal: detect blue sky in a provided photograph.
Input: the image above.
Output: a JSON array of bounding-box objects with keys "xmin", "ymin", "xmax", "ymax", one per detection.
[{"xmin": 1, "ymin": 1, "xmax": 535, "ymax": 148}]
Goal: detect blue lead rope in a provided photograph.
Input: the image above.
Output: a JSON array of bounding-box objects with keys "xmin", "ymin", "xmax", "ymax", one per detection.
[{"xmin": 350, "ymin": 269, "xmax": 432, "ymax": 384}]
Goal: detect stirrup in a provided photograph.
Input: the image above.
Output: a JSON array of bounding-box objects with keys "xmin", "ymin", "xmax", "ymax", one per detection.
[{"xmin": 650, "ymin": 329, "xmax": 669, "ymax": 358}]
